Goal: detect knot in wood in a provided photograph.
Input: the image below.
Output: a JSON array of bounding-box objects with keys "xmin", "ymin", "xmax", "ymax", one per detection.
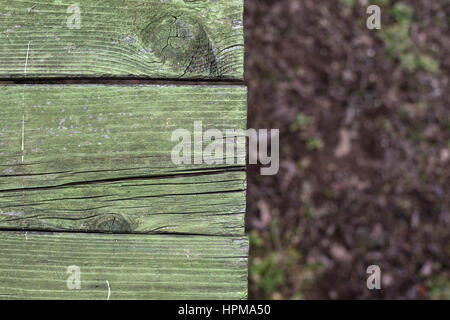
[
  {"xmin": 96, "ymin": 215, "xmax": 132, "ymax": 233},
  {"xmin": 140, "ymin": 13, "xmax": 218, "ymax": 76}
]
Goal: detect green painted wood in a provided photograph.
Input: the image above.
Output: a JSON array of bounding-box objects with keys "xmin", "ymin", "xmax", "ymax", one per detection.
[
  {"xmin": 0, "ymin": 171, "xmax": 246, "ymax": 235},
  {"xmin": 0, "ymin": 85, "xmax": 247, "ymax": 191},
  {"xmin": 0, "ymin": 0, "xmax": 244, "ymax": 80},
  {"xmin": 0, "ymin": 85, "xmax": 246, "ymax": 235},
  {"xmin": 0, "ymin": 231, "xmax": 248, "ymax": 300}
]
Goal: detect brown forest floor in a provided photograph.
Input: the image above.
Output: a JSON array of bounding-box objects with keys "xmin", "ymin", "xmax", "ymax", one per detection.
[{"xmin": 245, "ymin": 0, "xmax": 449, "ymax": 299}]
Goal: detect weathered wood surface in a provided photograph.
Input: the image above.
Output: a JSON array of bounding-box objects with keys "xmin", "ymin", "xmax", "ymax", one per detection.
[
  {"xmin": 0, "ymin": 85, "xmax": 246, "ymax": 235},
  {"xmin": 0, "ymin": 85, "xmax": 247, "ymax": 188},
  {"xmin": 0, "ymin": 0, "xmax": 244, "ymax": 80},
  {"xmin": 0, "ymin": 0, "xmax": 248, "ymax": 300},
  {"xmin": 0, "ymin": 231, "xmax": 248, "ymax": 299},
  {"xmin": 0, "ymin": 171, "xmax": 246, "ymax": 235}
]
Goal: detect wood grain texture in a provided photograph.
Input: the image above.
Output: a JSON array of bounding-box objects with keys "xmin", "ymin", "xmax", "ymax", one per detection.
[
  {"xmin": 0, "ymin": 85, "xmax": 247, "ymax": 235},
  {"xmin": 0, "ymin": 171, "xmax": 246, "ymax": 235},
  {"xmin": 0, "ymin": 0, "xmax": 244, "ymax": 80},
  {"xmin": 0, "ymin": 231, "xmax": 248, "ymax": 300}
]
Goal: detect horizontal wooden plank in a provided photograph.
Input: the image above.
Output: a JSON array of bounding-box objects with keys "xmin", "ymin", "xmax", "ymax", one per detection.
[
  {"xmin": 0, "ymin": 85, "xmax": 247, "ymax": 189},
  {"xmin": 0, "ymin": 171, "xmax": 246, "ymax": 235},
  {"xmin": 0, "ymin": 0, "xmax": 244, "ymax": 80},
  {"xmin": 0, "ymin": 85, "xmax": 246, "ymax": 235},
  {"xmin": 0, "ymin": 231, "xmax": 248, "ymax": 300}
]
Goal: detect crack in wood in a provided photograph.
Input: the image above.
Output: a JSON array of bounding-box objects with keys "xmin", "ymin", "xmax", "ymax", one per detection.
[{"xmin": 0, "ymin": 168, "xmax": 244, "ymax": 194}]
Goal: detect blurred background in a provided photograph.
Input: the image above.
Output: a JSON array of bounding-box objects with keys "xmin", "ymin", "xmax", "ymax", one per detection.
[{"xmin": 245, "ymin": 0, "xmax": 449, "ymax": 299}]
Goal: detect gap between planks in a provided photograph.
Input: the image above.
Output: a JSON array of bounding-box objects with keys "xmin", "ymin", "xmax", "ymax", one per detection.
[
  {"xmin": 0, "ymin": 228, "xmax": 244, "ymax": 238},
  {"xmin": 0, "ymin": 78, "xmax": 245, "ymax": 86}
]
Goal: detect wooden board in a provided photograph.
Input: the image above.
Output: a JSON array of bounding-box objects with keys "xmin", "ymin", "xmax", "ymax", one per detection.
[
  {"xmin": 0, "ymin": 0, "xmax": 244, "ymax": 80},
  {"xmin": 0, "ymin": 85, "xmax": 247, "ymax": 190},
  {"xmin": 0, "ymin": 171, "xmax": 246, "ymax": 235},
  {"xmin": 0, "ymin": 231, "xmax": 248, "ymax": 300},
  {"xmin": 0, "ymin": 85, "xmax": 246, "ymax": 235}
]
